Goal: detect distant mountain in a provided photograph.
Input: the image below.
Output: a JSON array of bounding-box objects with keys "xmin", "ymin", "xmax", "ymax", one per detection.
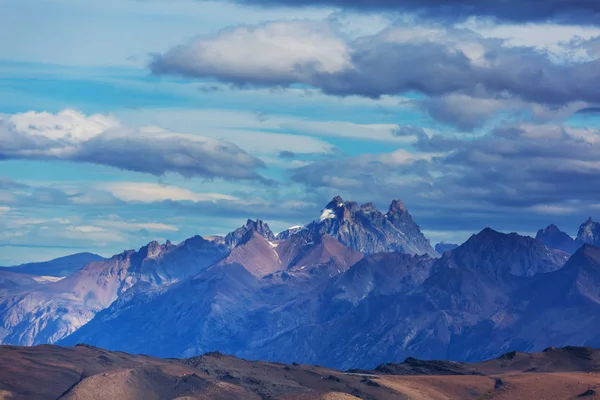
[
  {"xmin": 0, "ymin": 270, "xmax": 61, "ymax": 297},
  {"xmin": 61, "ymin": 228, "xmax": 571, "ymax": 370},
  {"xmin": 435, "ymin": 242, "xmax": 458, "ymax": 254},
  {"xmin": 62, "ymin": 223, "xmax": 363, "ymax": 357},
  {"xmin": 10, "ymin": 196, "xmax": 600, "ymax": 374},
  {"xmin": 536, "ymin": 224, "xmax": 582, "ymax": 254},
  {"xmin": 0, "ymin": 236, "xmax": 227, "ymax": 346},
  {"xmin": 2, "ymin": 252, "xmax": 105, "ymax": 277},
  {"xmin": 577, "ymin": 217, "xmax": 600, "ymax": 247},
  {"xmin": 304, "ymin": 196, "xmax": 438, "ymax": 257},
  {"xmin": 252, "ymin": 229, "xmax": 570, "ymax": 368},
  {"xmin": 437, "ymin": 227, "xmax": 568, "ymax": 278}
]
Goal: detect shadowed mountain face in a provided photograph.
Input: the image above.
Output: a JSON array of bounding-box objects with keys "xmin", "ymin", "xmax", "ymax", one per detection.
[
  {"xmin": 3, "ymin": 344, "xmax": 600, "ymax": 400},
  {"xmin": 536, "ymin": 224, "xmax": 583, "ymax": 254},
  {"xmin": 438, "ymin": 227, "xmax": 569, "ymax": 278}
]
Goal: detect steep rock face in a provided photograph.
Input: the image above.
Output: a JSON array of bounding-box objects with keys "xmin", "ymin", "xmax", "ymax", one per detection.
[
  {"xmin": 276, "ymin": 225, "xmax": 303, "ymax": 240},
  {"xmin": 2, "ymin": 253, "xmax": 105, "ymax": 277},
  {"xmin": 536, "ymin": 224, "xmax": 582, "ymax": 254},
  {"xmin": 225, "ymin": 219, "xmax": 275, "ymax": 249},
  {"xmin": 577, "ymin": 218, "xmax": 600, "ymax": 247},
  {"xmin": 219, "ymin": 231, "xmax": 283, "ymax": 278},
  {"xmin": 0, "ymin": 237, "xmax": 228, "ymax": 346},
  {"xmin": 303, "ymin": 196, "xmax": 438, "ymax": 257},
  {"xmin": 437, "ymin": 228, "xmax": 569, "ymax": 279}
]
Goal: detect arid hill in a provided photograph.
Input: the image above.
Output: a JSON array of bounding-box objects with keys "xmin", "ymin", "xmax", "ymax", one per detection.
[{"xmin": 2, "ymin": 344, "xmax": 600, "ymax": 399}]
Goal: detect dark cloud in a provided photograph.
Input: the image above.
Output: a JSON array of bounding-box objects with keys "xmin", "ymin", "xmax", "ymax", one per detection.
[
  {"xmin": 74, "ymin": 129, "xmax": 266, "ymax": 181},
  {"xmin": 234, "ymin": 0, "xmax": 600, "ymax": 24},
  {"xmin": 150, "ymin": 23, "xmax": 600, "ymax": 111},
  {"xmin": 290, "ymin": 121, "xmax": 600, "ymax": 234},
  {"xmin": 417, "ymin": 95, "xmax": 508, "ymax": 131},
  {"xmin": 576, "ymin": 106, "xmax": 600, "ymax": 114},
  {"xmin": 278, "ymin": 150, "xmax": 297, "ymax": 159}
]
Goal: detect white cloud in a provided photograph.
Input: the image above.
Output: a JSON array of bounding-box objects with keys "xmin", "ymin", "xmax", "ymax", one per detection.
[
  {"xmin": 528, "ymin": 204, "xmax": 577, "ymax": 215},
  {"xmin": 0, "ymin": 206, "xmax": 10, "ymax": 213},
  {"xmin": 0, "ymin": 109, "xmax": 266, "ymax": 181},
  {"xmin": 151, "ymin": 21, "xmax": 351, "ymax": 84},
  {"xmin": 464, "ymin": 21, "xmax": 600, "ymax": 61},
  {"xmin": 9, "ymin": 109, "xmax": 119, "ymax": 141},
  {"xmin": 103, "ymin": 182, "xmax": 238, "ymax": 203}
]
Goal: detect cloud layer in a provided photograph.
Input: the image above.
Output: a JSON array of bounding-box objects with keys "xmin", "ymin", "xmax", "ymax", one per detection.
[
  {"xmin": 0, "ymin": 109, "xmax": 266, "ymax": 181},
  {"xmin": 290, "ymin": 120, "xmax": 600, "ymax": 233},
  {"xmin": 150, "ymin": 21, "xmax": 600, "ymax": 127},
  {"xmin": 235, "ymin": 0, "xmax": 600, "ymax": 24}
]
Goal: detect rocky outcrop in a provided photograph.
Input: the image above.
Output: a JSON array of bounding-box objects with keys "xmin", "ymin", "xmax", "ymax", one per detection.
[
  {"xmin": 577, "ymin": 218, "xmax": 600, "ymax": 247},
  {"xmin": 225, "ymin": 219, "xmax": 276, "ymax": 249},
  {"xmin": 536, "ymin": 224, "xmax": 582, "ymax": 254},
  {"xmin": 302, "ymin": 196, "xmax": 438, "ymax": 257}
]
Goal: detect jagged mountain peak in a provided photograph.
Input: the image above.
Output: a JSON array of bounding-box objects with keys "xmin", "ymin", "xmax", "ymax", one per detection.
[
  {"xmin": 325, "ymin": 195, "xmax": 344, "ymax": 210},
  {"xmin": 308, "ymin": 196, "xmax": 437, "ymax": 257},
  {"xmin": 138, "ymin": 240, "xmax": 164, "ymax": 259},
  {"xmin": 225, "ymin": 219, "xmax": 276, "ymax": 249},
  {"xmin": 577, "ymin": 217, "xmax": 600, "ymax": 246},
  {"xmin": 387, "ymin": 199, "xmax": 407, "ymax": 214},
  {"xmin": 539, "ymin": 224, "xmax": 561, "ymax": 233},
  {"xmin": 276, "ymin": 225, "xmax": 303, "ymax": 240},
  {"xmin": 536, "ymin": 224, "xmax": 581, "ymax": 254}
]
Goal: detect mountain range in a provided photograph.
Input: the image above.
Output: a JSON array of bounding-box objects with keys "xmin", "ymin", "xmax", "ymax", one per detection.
[{"xmin": 2, "ymin": 196, "xmax": 600, "ymax": 371}]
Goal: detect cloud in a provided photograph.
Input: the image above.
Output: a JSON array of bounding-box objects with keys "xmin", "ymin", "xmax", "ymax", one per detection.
[
  {"xmin": 150, "ymin": 21, "xmax": 351, "ymax": 85},
  {"xmin": 103, "ymin": 182, "xmax": 238, "ymax": 203},
  {"xmin": 278, "ymin": 150, "xmax": 296, "ymax": 159},
  {"xmin": 417, "ymin": 95, "xmax": 510, "ymax": 131},
  {"xmin": 290, "ymin": 120, "xmax": 600, "ymax": 233},
  {"xmin": 83, "ymin": 219, "xmax": 180, "ymax": 233},
  {"xmin": 118, "ymin": 108, "xmax": 410, "ymax": 144},
  {"xmin": 0, "ymin": 109, "xmax": 266, "ymax": 181},
  {"xmin": 233, "ymin": 0, "xmax": 600, "ymax": 25},
  {"xmin": 151, "ymin": 21, "xmax": 600, "ymax": 111}
]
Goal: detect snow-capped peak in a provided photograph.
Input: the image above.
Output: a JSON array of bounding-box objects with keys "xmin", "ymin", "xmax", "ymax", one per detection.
[{"xmin": 320, "ymin": 208, "xmax": 337, "ymax": 221}]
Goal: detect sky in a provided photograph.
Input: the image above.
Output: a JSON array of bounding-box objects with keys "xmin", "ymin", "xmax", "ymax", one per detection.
[{"xmin": 2, "ymin": 0, "xmax": 600, "ymax": 264}]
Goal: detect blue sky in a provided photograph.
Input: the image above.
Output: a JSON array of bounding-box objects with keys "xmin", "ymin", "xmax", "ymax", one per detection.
[{"xmin": 2, "ymin": 0, "xmax": 600, "ymax": 264}]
